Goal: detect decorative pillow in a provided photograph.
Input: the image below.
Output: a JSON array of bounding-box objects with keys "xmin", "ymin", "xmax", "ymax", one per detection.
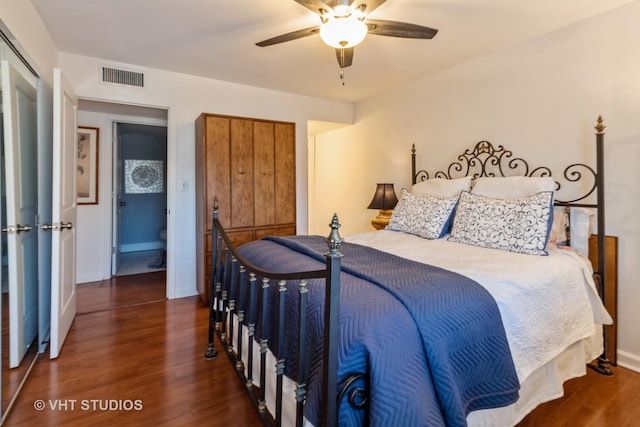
[
  {"xmin": 448, "ymin": 191, "xmax": 554, "ymax": 256},
  {"xmin": 471, "ymin": 176, "xmax": 556, "ymax": 199},
  {"xmin": 387, "ymin": 189, "xmax": 458, "ymax": 239},
  {"xmin": 412, "ymin": 176, "xmax": 472, "ymax": 198}
]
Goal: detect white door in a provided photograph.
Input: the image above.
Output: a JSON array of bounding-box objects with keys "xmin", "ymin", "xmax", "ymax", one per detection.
[
  {"xmin": 111, "ymin": 121, "xmax": 121, "ymax": 274},
  {"xmin": 1, "ymin": 60, "xmax": 38, "ymax": 368},
  {"xmin": 50, "ymin": 68, "xmax": 78, "ymax": 359}
]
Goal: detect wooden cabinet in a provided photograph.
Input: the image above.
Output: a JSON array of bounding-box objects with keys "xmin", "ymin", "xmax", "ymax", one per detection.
[{"xmin": 195, "ymin": 113, "xmax": 296, "ymax": 303}]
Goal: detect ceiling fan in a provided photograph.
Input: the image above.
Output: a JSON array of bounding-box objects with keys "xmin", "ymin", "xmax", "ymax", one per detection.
[{"xmin": 256, "ymin": 0, "xmax": 438, "ymax": 71}]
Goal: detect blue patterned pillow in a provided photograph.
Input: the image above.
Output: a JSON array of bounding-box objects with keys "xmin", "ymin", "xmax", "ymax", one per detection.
[
  {"xmin": 448, "ymin": 190, "xmax": 554, "ymax": 255},
  {"xmin": 387, "ymin": 189, "xmax": 458, "ymax": 239}
]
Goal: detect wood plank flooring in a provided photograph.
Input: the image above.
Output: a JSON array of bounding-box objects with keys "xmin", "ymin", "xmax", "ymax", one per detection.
[
  {"xmin": 2, "ymin": 293, "xmax": 38, "ymax": 417},
  {"xmin": 76, "ymin": 271, "xmax": 167, "ymax": 314},
  {"xmin": 518, "ymin": 364, "xmax": 640, "ymax": 427},
  {"xmin": 3, "ymin": 272, "xmax": 639, "ymax": 426},
  {"xmin": 3, "ymin": 272, "xmax": 261, "ymax": 426}
]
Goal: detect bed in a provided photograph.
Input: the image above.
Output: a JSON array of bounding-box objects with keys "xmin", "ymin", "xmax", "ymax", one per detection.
[{"xmin": 205, "ymin": 116, "xmax": 613, "ymax": 427}]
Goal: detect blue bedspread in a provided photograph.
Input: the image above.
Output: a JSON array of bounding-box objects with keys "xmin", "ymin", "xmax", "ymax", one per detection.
[{"xmin": 237, "ymin": 235, "xmax": 519, "ymax": 426}]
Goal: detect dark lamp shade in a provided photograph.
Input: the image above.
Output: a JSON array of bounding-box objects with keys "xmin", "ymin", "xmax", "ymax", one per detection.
[{"xmin": 367, "ymin": 183, "xmax": 398, "ymax": 210}]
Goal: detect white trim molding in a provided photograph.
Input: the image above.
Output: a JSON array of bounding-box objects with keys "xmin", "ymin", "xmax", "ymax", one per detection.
[{"xmin": 617, "ymin": 350, "xmax": 640, "ymax": 374}]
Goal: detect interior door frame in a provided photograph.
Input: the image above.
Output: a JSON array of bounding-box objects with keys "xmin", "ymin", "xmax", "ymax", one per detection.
[
  {"xmin": 108, "ymin": 115, "xmax": 168, "ymax": 278},
  {"xmin": 75, "ymin": 102, "xmax": 172, "ymax": 298},
  {"xmin": 111, "ymin": 121, "xmax": 121, "ymax": 275}
]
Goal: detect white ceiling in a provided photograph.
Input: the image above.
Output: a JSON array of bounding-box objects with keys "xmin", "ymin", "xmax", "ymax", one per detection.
[{"xmin": 30, "ymin": 0, "xmax": 635, "ymax": 103}]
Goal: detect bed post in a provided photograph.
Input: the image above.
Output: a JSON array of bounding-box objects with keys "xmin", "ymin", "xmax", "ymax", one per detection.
[
  {"xmin": 591, "ymin": 116, "xmax": 613, "ymax": 376},
  {"xmin": 205, "ymin": 199, "xmax": 219, "ymax": 360},
  {"xmin": 411, "ymin": 144, "xmax": 417, "ymax": 185},
  {"xmin": 321, "ymin": 214, "xmax": 343, "ymax": 427}
]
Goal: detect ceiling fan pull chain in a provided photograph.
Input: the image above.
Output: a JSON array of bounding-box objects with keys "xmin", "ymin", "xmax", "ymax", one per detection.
[{"xmin": 340, "ymin": 68, "xmax": 345, "ymax": 86}]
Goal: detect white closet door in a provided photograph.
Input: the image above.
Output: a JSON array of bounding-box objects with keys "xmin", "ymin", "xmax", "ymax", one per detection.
[
  {"xmin": 1, "ymin": 59, "xmax": 38, "ymax": 368},
  {"xmin": 50, "ymin": 68, "xmax": 78, "ymax": 359}
]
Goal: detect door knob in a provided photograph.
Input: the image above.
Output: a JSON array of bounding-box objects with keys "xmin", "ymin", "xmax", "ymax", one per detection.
[
  {"xmin": 1, "ymin": 224, "xmax": 31, "ymax": 233},
  {"xmin": 15, "ymin": 224, "xmax": 32, "ymax": 233},
  {"xmin": 41, "ymin": 223, "xmax": 72, "ymax": 231}
]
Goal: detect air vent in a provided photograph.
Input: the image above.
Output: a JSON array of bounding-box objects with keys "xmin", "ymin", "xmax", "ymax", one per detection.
[{"xmin": 102, "ymin": 67, "xmax": 144, "ymax": 87}]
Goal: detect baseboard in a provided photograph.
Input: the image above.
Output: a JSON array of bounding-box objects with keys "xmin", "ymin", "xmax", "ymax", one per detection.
[
  {"xmin": 617, "ymin": 350, "xmax": 640, "ymax": 373},
  {"xmin": 172, "ymin": 288, "xmax": 199, "ymax": 300},
  {"xmin": 76, "ymin": 272, "xmax": 103, "ymax": 285},
  {"xmin": 120, "ymin": 241, "xmax": 165, "ymax": 253}
]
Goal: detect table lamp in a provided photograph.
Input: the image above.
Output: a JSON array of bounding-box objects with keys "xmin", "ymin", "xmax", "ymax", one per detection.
[{"xmin": 367, "ymin": 183, "xmax": 398, "ymax": 230}]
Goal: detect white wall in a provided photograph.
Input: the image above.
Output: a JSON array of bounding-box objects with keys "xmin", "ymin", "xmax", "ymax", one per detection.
[
  {"xmin": 59, "ymin": 53, "xmax": 354, "ymax": 298},
  {"xmin": 0, "ymin": 1, "xmax": 56, "ymax": 85},
  {"xmin": 314, "ymin": 2, "xmax": 640, "ymax": 371}
]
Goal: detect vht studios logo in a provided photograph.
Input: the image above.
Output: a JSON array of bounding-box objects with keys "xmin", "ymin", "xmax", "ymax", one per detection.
[{"xmin": 34, "ymin": 399, "xmax": 143, "ymax": 411}]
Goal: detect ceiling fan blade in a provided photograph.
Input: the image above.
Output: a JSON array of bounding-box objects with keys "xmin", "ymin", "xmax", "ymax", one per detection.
[
  {"xmin": 366, "ymin": 19, "xmax": 438, "ymax": 39},
  {"xmin": 256, "ymin": 26, "xmax": 320, "ymax": 47},
  {"xmin": 294, "ymin": 0, "xmax": 333, "ymax": 16},
  {"xmin": 351, "ymin": 0, "xmax": 387, "ymax": 15},
  {"xmin": 335, "ymin": 47, "xmax": 354, "ymax": 68}
]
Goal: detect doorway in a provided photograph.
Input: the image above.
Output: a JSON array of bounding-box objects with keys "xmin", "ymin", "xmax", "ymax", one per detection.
[
  {"xmin": 75, "ymin": 101, "xmax": 169, "ymax": 299},
  {"xmin": 112, "ymin": 123, "xmax": 167, "ymax": 277}
]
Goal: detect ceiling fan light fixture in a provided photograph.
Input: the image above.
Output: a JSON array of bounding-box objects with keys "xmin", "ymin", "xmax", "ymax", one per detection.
[{"xmin": 319, "ymin": 14, "xmax": 368, "ymax": 48}]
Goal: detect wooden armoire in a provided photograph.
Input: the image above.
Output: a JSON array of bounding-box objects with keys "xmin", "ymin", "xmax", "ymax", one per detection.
[{"xmin": 195, "ymin": 113, "xmax": 296, "ymax": 303}]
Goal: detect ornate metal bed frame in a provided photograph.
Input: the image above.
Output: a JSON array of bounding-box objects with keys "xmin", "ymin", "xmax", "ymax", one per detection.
[
  {"xmin": 412, "ymin": 116, "xmax": 611, "ymax": 376},
  {"xmin": 205, "ymin": 116, "xmax": 611, "ymax": 427},
  {"xmin": 206, "ymin": 208, "xmax": 345, "ymax": 427}
]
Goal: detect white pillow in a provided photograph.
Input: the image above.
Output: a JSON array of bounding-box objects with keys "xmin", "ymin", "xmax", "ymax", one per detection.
[
  {"xmin": 548, "ymin": 207, "xmax": 570, "ymax": 246},
  {"xmin": 448, "ymin": 190, "xmax": 554, "ymax": 256},
  {"xmin": 547, "ymin": 206, "xmax": 595, "ymax": 256},
  {"xmin": 569, "ymin": 207, "xmax": 595, "ymax": 256},
  {"xmin": 387, "ymin": 189, "xmax": 458, "ymax": 239},
  {"xmin": 412, "ymin": 176, "xmax": 472, "ymax": 198},
  {"xmin": 472, "ymin": 176, "xmax": 555, "ymax": 198}
]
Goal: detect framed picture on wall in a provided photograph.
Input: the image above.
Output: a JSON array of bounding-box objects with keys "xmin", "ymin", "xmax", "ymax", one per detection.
[
  {"xmin": 124, "ymin": 159, "xmax": 164, "ymax": 194},
  {"xmin": 77, "ymin": 126, "xmax": 99, "ymax": 204}
]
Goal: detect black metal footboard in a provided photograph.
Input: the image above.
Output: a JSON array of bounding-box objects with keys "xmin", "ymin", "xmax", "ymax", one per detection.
[{"xmin": 205, "ymin": 200, "xmax": 344, "ymax": 427}]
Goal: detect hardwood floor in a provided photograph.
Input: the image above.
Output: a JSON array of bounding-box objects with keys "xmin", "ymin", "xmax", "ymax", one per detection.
[
  {"xmin": 1, "ymin": 294, "xmax": 38, "ymax": 417},
  {"xmin": 76, "ymin": 271, "xmax": 167, "ymax": 314},
  {"xmin": 2, "ymin": 272, "xmax": 639, "ymax": 426},
  {"xmin": 517, "ymin": 365, "xmax": 640, "ymax": 427},
  {"xmin": 3, "ymin": 272, "xmax": 261, "ymax": 426}
]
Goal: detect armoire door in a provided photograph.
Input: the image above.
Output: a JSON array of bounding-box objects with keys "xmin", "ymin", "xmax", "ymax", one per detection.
[
  {"xmin": 202, "ymin": 115, "xmax": 230, "ymax": 229},
  {"xmin": 274, "ymin": 122, "xmax": 295, "ymax": 225},
  {"xmin": 253, "ymin": 121, "xmax": 275, "ymax": 227},
  {"xmin": 230, "ymin": 118, "xmax": 253, "ymax": 228}
]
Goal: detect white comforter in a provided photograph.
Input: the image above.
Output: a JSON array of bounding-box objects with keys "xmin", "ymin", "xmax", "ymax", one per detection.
[{"xmin": 346, "ymin": 230, "xmax": 612, "ymax": 383}]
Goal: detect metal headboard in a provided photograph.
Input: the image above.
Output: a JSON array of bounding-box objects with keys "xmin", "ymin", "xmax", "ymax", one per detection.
[
  {"xmin": 410, "ymin": 116, "xmax": 610, "ymax": 375},
  {"xmin": 412, "ymin": 139, "xmax": 598, "ymax": 206}
]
